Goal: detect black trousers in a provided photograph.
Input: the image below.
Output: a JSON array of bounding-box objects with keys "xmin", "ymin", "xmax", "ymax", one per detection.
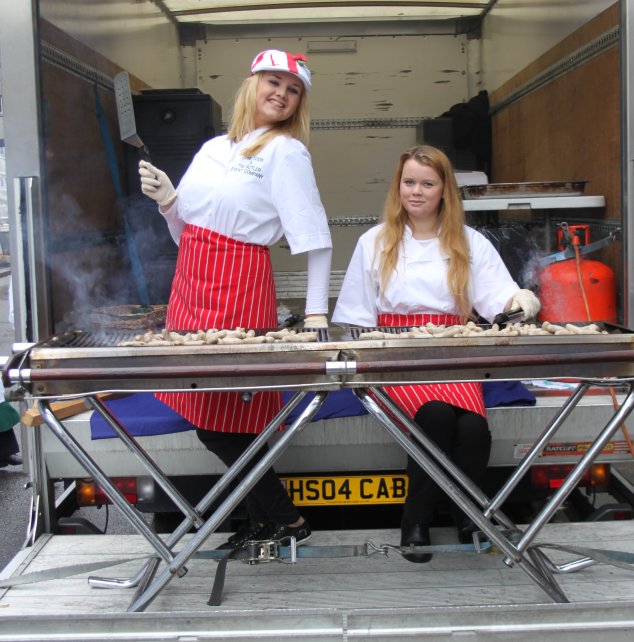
[
  {"xmin": 196, "ymin": 429, "xmax": 300, "ymax": 526},
  {"xmin": 0, "ymin": 429, "xmax": 19, "ymax": 459},
  {"xmin": 402, "ymin": 400, "xmax": 491, "ymax": 528}
]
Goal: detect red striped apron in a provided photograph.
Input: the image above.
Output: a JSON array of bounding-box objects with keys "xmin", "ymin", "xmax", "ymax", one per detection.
[
  {"xmin": 377, "ymin": 313, "xmax": 486, "ymax": 419},
  {"xmin": 156, "ymin": 224, "xmax": 281, "ymax": 433}
]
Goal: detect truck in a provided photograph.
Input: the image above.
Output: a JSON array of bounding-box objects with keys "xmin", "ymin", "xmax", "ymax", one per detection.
[{"xmin": 2, "ymin": 0, "xmax": 634, "ymax": 638}]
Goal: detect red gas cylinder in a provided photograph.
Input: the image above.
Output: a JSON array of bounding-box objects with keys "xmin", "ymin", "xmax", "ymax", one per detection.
[{"xmin": 537, "ymin": 225, "xmax": 616, "ymax": 323}]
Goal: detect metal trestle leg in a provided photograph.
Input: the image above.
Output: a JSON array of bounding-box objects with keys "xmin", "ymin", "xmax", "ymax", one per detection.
[
  {"xmin": 87, "ymin": 390, "xmax": 311, "ymax": 589},
  {"xmin": 127, "ymin": 391, "xmax": 329, "ymax": 613}
]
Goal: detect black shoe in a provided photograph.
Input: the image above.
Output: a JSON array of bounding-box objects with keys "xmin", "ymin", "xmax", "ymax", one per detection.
[
  {"xmin": 267, "ymin": 519, "xmax": 312, "ymax": 546},
  {"xmin": 457, "ymin": 519, "xmax": 479, "ymax": 545},
  {"xmin": 400, "ymin": 523, "xmax": 432, "ymax": 563},
  {"xmin": 0, "ymin": 453, "xmax": 22, "ymax": 468},
  {"xmin": 217, "ymin": 522, "xmax": 269, "ymax": 550}
]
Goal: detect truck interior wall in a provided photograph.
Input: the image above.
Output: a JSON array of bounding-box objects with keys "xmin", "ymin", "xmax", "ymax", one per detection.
[
  {"xmin": 194, "ymin": 34, "xmax": 471, "ymax": 276},
  {"xmin": 38, "ymin": 0, "xmax": 184, "ymax": 89},
  {"xmin": 39, "ymin": 19, "xmax": 153, "ymax": 328},
  {"xmin": 488, "ymin": 3, "xmax": 622, "ymax": 317},
  {"xmin": 33, "ymin": 1, "xmax": 625, "ymax": 323},
  {"xmin": 480, "ymin": 0, "xmax": 615, "ymax": 92}
]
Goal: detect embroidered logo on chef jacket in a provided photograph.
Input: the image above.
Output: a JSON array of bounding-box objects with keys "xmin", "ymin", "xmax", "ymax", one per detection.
[{"xmin": 230, "ymin": 155, "xmax": 264, "ymax": 180}]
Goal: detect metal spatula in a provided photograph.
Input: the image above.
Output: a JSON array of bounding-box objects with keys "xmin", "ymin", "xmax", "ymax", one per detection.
[{"xmin": 113, "ymin": 71, "xmax": 150, "ymax": 161}]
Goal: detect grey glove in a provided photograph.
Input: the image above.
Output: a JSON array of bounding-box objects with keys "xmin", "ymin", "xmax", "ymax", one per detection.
[
  {"xmin": 509, "ymin": 289, "xmax": 541, "ymax": 321},
  {"xmin": 139, "ymin": 160, "xmax": 176, "ymax": 208}
]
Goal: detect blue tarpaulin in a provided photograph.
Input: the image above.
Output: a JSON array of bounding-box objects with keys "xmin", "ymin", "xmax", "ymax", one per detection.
[{"xmin": 90, "ymin": 382, "xmax": 535, "ymax": 440}]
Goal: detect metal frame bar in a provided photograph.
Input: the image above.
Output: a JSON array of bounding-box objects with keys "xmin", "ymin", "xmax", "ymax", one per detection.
[
  {"xmin": 621, "ymin": 0, "xmax": 633, "ymax": 328},
  {"xmin": 353, "ymin": 379, "xmax": 634, "ymax": 603},
  {"xmin": 516, "ymin": 380, "xmax": 634, "ymax": 552},
  {"xmin": 87, "ymin": 390, "xmax": 310, "ymax": 589},
  {"xmin": 353, "ymin": 387, "xmax": 568, "ymax": 603},
  {"xmin": 38, "ymin": 399, "xmax": 178, "ymax": 567},
  {"xmin": 23, "ymin": 352, "xmax": 634, "ymax": 608},
  {"xmin": 484, "ymin": 381, "xmax": 591, "ymax": 516},
  {"xmin": 127, "ymin": 391, "xmax": 329, "ymax": 612},
  {"xmin": 366, "ymin": 386, "xmax": 515, "ymax": 530},
  {"xmin": 37, "ymin": 390, "xmax": 311, "ymax": 585},
  {"xmin": 86, "ymin": 396, "xmax": 205, "ymax": 530}
]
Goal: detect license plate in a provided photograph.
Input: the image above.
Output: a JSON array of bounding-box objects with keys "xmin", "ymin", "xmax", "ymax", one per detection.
[{"xmin": 281, "ymin": 474, "xmax": 408, "ymax": 506}]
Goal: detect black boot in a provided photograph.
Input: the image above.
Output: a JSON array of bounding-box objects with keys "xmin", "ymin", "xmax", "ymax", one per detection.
[
  {"xmin": 0, "ymin": 453, "xmax": 22, "ymax": 468},
  {"xmin": 450, "ymin": 504, "xmax": 479, "ymax": 544},
  {"xmin": 400, "ymin": 523, "xmax": 432, "ymax": 563},
  {"xmin": 456, "ymin": 517, "xmax": 479, "ymax": 545}
]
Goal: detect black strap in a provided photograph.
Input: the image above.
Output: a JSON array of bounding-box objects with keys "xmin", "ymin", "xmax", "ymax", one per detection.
[{"xmin": 207, "ymin": 547, "xmax": 238, "ymax": 606}]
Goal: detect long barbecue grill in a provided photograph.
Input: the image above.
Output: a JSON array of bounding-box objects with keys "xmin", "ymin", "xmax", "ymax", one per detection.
[
  {"xmin": 4, "ymin": 323, "xmax": 634, "ymax": 397},
  {"xmin": 3, "ymin": 322, "xmax": 634, "ymax": 612}
]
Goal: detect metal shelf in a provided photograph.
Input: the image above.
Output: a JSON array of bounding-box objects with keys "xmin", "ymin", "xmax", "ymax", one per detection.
[{"xmin": 463, "ymin": 195, "xmax": 605, "ymax": 211}]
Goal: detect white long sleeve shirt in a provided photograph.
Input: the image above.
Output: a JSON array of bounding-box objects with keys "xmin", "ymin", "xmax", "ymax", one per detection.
[
  {"xmin": 160, "ymin": 128, "xmax": 332, "ymax": 313},
  {"xmin": 332, "ymin": 224, "xmax": 519, "ymax": 326},
  {"xmin": 160, "ymin": 128, "xmax": 332, "ymax": 254}
]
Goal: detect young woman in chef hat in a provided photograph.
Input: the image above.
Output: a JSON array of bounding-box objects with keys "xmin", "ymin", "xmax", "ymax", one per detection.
[
  {"xmin": 139, "ymin": 49, "xmax": 332, "ymax": 549},
  {"xmin": 333, "ymin": 144, "xmax": 540, "ymax": 562}
]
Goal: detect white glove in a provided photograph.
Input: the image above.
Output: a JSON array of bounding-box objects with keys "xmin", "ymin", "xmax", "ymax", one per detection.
[
  {"xmin": 304, "ymin": 314, "xmax": 329, "ymax": 329},
  {"xmin": 139, "ymin": 160, "xmax": 176, "ymax": 208},
  {"xmin": 509, "ymin": 289, "xmax": 541, "ymax": 321}
]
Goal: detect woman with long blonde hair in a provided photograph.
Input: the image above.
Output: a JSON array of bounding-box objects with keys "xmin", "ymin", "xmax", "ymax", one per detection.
[
  {"xmin": 333, "ymin": 144, "xmax": 540, "ymax": 561},
  {"xmin": 139, "ymin": 49, "xmax": 332, "ymax": 550}
]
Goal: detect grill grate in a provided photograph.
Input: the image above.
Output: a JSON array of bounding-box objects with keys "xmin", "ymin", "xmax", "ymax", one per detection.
[
  {"xmin": 41, "ymin": 327, "xmax": 331, "ymax": 349},
  {"xmin": 350, "ymin": 322, "xmax": 632, "ymax": 340},
  {"xmin": 45, "ymin": 330, "xmax": 139, "ymax": 348},
  {"xmin": 351, "ymin": 327, "xmax": 411, "ymax": 339},
  {"xmin": 39, "ymin": 322, "xmax": 632, "ymax": 350}
]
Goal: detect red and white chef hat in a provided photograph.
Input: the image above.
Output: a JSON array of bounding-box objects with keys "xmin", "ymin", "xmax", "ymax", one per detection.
[{"xmin": 250, "ymin": 49, "xmax": 312, "ymax": 92}]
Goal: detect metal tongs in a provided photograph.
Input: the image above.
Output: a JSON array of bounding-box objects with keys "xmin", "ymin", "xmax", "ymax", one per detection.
[{"xmin": 491, "ymin": 307, "xmax": 524, "ymax": 328}]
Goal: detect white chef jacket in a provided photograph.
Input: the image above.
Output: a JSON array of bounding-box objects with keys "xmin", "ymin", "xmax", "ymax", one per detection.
[
  {"xmin": 332, "ymin": 224, "xmax": 520, "ymax": 326},
  {"xmin": 160, "ymin": 128, "xmax": 332, "ymax": 255}
]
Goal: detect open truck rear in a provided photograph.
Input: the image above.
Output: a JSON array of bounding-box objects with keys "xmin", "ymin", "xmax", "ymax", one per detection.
[{"xmin": 2, "ymin": 0, "xmax": 634, "ymax": 639}]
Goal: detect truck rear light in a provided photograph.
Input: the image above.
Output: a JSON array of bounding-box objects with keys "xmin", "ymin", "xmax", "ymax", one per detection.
[
  {"xmin": 530, "ymin": 464, "xmax": 609, "ymax": 490},
  {"xmin": 76, "ymin": 477, "xmax": 139, "ymax": 506}
]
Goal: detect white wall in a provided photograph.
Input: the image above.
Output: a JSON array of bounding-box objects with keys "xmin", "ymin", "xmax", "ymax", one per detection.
[
  {"xmin": 196, "ymin": 35, "xmax": 469, "ymax": 120},
  {"xmin": 38, "ymin": 0, "xmax": 184, "ymax": 87},
  {"xmin": 195, "ymin": 34, "xmax": 471, "ymax": 272},
  {"xmin": 480, "ymin": 0, "xmax": 616, "ymax": 93}
]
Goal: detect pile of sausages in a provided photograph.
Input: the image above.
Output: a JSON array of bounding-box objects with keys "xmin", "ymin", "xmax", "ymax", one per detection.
[
  {"xmin": 117, "ymin": 327, "xmax": 319, "ymax": 347},
  {"xmin": 117, "ymin": 321, "xmax": 607, "ymax": 347},
  {"xmin": 358, "ymin": 321, "xmax": 607, "ymax": 340}
]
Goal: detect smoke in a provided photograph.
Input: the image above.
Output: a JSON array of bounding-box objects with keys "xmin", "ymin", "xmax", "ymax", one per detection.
[
  {"xmin": 50, "ymin": 193, "xmax": 176, "ymax": 332},
  {"xmin": 475, "ymin": 223, "xmax": 543, "ymax": 289}
]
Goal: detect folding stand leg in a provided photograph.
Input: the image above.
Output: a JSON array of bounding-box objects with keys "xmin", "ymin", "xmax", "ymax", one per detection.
[
  {"xmin": 364, "ymin": 388, "xmax": 516, "ymax": 530},
  {"xmin": 88, "ymin": 390, "xmax": 311, "ymax": 590},
  {"xmin": 127, "ymin": 391, "xmax": 329, "ymax": 613},
  {"xmin": 38, "ymin": 400, "xmax": 178, "ymax": 568},
  {"xmin": 354, "ymin": 388, "xmax": 570, "ymax": 603},
  {"xmin": 484, "ymin": 381, "xmax": 591, "ymax": 520},
  {"xmin": 86, "ymin": 395, "xmax": 204, "ymax": 529},
  {"xmin": 517, "ymin": 380, "xmax": 634, "ymax": 554},
  {"xmin": 526, "ymin": 547, "xmax": 566, "ymax": 597}
]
